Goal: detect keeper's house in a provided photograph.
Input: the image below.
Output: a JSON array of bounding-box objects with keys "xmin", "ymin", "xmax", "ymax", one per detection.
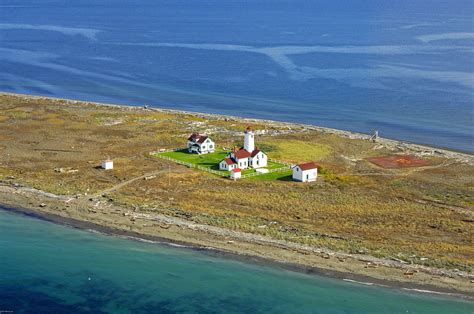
[
  {"xmin": 292, "ymin": 162, "xmax": 318, "ymax": 182},
  {"xmin": 187, "ymin": 133, "xmax": 215, "ymax": 154}
]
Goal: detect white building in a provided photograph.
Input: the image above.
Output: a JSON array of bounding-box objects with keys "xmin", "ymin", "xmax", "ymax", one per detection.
[
  {"xmin": 187, "ymin": 133, "xmax": 215, "ymax": 154},
  {"xmin": 219, "ymin": 127, "xmax": 268, "ymax": 171},
  {"xmin": 101, "ymin": 159, "xmax": 114, "ymax": 170},
  {"xmin": 230, "ymin": 168, "xmax": 241, "ymax": 180},
  {"xmin": 219, "ymin": 157, "xmax": 238, "ymax": 171},
  {"xmin": 292, "ymin": 162, "xmax": 317, "ymax": 182}
]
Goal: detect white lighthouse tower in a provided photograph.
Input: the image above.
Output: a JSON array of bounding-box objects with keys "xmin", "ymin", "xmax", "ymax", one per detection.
[{"xmin": 244, "ymin": 127, "xmax": 255, "ymax": 152}]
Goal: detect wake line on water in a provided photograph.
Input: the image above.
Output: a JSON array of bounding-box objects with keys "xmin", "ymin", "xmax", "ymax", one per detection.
[
  {"xmin": 343, "ymin": 277, "xmax": 471, "ymax": 300},
  {"xmin": 417, "ymin": 32, "xmax": 474, "ymax": 43},
  {"xmin": 122, "ymin": 235, "xmax": 191, "ymax": 248},
  {"xmin": 111, "ymin": 42, "xmax": 474, "ymax": 89},
  {"xmin": 401, "ymin": 288, "xmax": 460, "ymax": 296},
  {"xmin": 84, "ymin": 228, "xmax": 192, "ymax": 248},
  {"xmin": 0, "ymin": 23, "xmax": 102, "ymax": 41},
  {"xmin": 343, "ymin": 279, "xmax": 375, "ymax": 286},
  {"xmin": 343, "ymin": 279, "xmax": 470, "ymax": 299},
  {"xmin": 83, "ymin": 226, "xmax": 194, "ymax": 249}
]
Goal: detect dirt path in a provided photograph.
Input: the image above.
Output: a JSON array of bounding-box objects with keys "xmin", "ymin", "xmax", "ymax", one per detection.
[{"xmin": 93, "ymin": 170, "xmax": 165, "ymax": 197}]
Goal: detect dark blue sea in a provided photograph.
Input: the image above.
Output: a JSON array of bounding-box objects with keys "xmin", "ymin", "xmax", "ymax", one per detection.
[
  {"xmin": 0, "ymin": 0, "xmax": 473, "ymax": 152},
  {"xmin": 1, "ymin": 209, "xmax": 473, "ymax": 313}
]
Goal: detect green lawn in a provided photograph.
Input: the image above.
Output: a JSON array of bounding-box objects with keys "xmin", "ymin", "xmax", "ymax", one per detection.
[
  {"xmin": 157, "ymin": 149, "xmax": 289, "ymax": 178},
  {"xmin": 247, "ymin": 170, "xmax": 293, "ymax": 181},
  {"xmin": 159, "ymin": 149, "xmax": 229, "ymax": 174}
]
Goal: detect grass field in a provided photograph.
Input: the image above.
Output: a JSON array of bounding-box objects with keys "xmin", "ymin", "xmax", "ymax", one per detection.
[
  {"xmin": 261, "ymin": 140, "xmax": 332, "ymax": 162},
  {"xmin": 158, "ymin": 149, "xmax": 229, "ymax": 174},
  {"xmin": 246, "ymin": 169, "xmax": 293, "ymax": 181},
  {"xmin": 157, "ymin": 149, "xmax": 289, "ymax": 178}
]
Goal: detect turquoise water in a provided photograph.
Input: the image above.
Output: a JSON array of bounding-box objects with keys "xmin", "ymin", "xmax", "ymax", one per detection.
[
  {"xmin": 0, "ymin": 209, "xmax": 472, "ymax": 313},
  {"xmin": 0, "ymin": 0, "xmax": 473, "ymax": 152}
]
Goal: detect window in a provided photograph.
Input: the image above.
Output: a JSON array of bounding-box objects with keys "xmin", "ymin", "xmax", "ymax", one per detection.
[
  {"xmin": 210, "ymin": 145, "xmax": 213, "ymax": 149},
  {"xmin": 202, "ymin": 145, "xmax": 206, "ymax": 149}
]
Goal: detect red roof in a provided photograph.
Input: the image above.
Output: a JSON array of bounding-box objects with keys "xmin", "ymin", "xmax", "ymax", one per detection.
[
  {"xmin": 223, "ymin": 157, "xmax": 236, "ymax": 165},
  {"xmin": 188, "ymin": 133, "xmax": 199, "ymax": 140},
  {"xmin": 233, "ymin": 148, "xmax": 251, "ymax": 159},
  {"xmin": 232, "ymin": 168, "xmax": 241, "ymax": 172},
  {"xmin": 250, "ymin": 149, "xmax": 261, "ymax": 157},
  {"xmin": 188, "ymin": 133, "xmax": 208, "ymax": 143},
  {"xmin": 197, "ymin": 136, "xmax": 208, "ymax": 143},
  {"xmin": 297, "ymin": 162, "xmax": 317, "ymax": 171}
]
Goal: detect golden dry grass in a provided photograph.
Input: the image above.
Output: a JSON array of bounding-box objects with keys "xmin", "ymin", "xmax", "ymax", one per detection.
[{"xmin": 261, "ymin": 140, "xmax": 332, "ymax": 162}]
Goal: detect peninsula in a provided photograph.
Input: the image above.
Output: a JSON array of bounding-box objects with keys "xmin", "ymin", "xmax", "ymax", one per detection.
[{"xmin": 0, "ymin": 93, "xmax": 472, "ymax": 297}]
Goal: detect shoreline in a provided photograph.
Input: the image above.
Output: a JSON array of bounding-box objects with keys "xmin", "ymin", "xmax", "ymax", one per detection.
[
  {"xmin": 2, "ymin": 92, "xmax": 473, "ymax": 161},
  {"xmin": 1, "ymin": 92, "xmax": 472, "ymax": 300},
  {"xmin": 0, "ymin": 182, "xmax": 472, "ymax": 300},
  {"xmin": 2, "ymin": 204, "xmax": 473, "ymax": 302}
]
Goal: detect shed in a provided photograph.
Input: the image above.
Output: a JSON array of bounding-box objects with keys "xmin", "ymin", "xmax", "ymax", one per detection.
[
  {"xmin": 230, "ymin": 168, "xmax": 241, "ymax": 180},
  {"xmin": 101, "ymin": 159, "xmax": 114, "ymax": 170},
  {"xmin": 292, "ymin": 162, "xmax": 317, "ymax": 182}
]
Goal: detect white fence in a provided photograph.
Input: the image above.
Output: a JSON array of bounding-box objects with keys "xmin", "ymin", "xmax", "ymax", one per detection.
[
  {"xmin": 240, "ymin": 165, "xmax": 291, "ymax": 178},
  {"xmin": 155, "ymin": 154, "xmax": 228, "ymax": 177},
  {"xmin": 149, "ymin": 147, "xmax": 184, "ymax": 155},
  {"xmin": 152, "ymin": 149, "xmax": 293, "ymax": 179},
  {"xmin": 268, "ymin": 158, "xmax": 293, "ymax": 167}
]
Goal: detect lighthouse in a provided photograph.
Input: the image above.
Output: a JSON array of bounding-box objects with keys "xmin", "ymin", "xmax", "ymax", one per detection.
[
  {"xmin": 243, "ymin": 126, "xmax": 255, "ymax": 152},
  {"xmin": 219, "ymin": 126, "xmax": 268, "ymax": 172}
]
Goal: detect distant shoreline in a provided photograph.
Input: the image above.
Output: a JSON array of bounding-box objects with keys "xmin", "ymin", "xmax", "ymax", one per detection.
[
  {"xmin": 2, "ymin": 205, "xmax": 473, "ymax": 301},
  {"xmin": 2, "ymin": 91, "xmax": 473, "ymax": 159}
]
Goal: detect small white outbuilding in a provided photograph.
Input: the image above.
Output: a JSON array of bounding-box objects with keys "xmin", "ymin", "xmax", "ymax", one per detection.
[
  {"xmin": 230, "ymin": 168, "xmax": 242, "ymax": 180},
  {"xmin": 101, "ymin": 159, "xmax": 114, "ymax": 170},
  {"xmin": 292, "ymin": 162, "xmax": 317, "ymax": 182}
]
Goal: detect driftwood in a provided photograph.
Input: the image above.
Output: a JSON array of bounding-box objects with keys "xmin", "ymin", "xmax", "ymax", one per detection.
[{"xmin": 156, "ymin": 223, "xmax": 171, "ymax": 229}]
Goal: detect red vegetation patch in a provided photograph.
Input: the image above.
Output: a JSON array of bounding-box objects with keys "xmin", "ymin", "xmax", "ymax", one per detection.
[{"xmin": 367, "ymin": 155, "xmax": 428, "ymax": 169}]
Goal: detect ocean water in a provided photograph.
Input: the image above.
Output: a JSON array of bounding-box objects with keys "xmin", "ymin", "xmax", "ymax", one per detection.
[
  {"xmin": 0, "ymin": 0, "xmax": 473, "ymax": 152},
  {"xmin": 0, "ymin": 209, "xmax": 473, "ymax": 313}
]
